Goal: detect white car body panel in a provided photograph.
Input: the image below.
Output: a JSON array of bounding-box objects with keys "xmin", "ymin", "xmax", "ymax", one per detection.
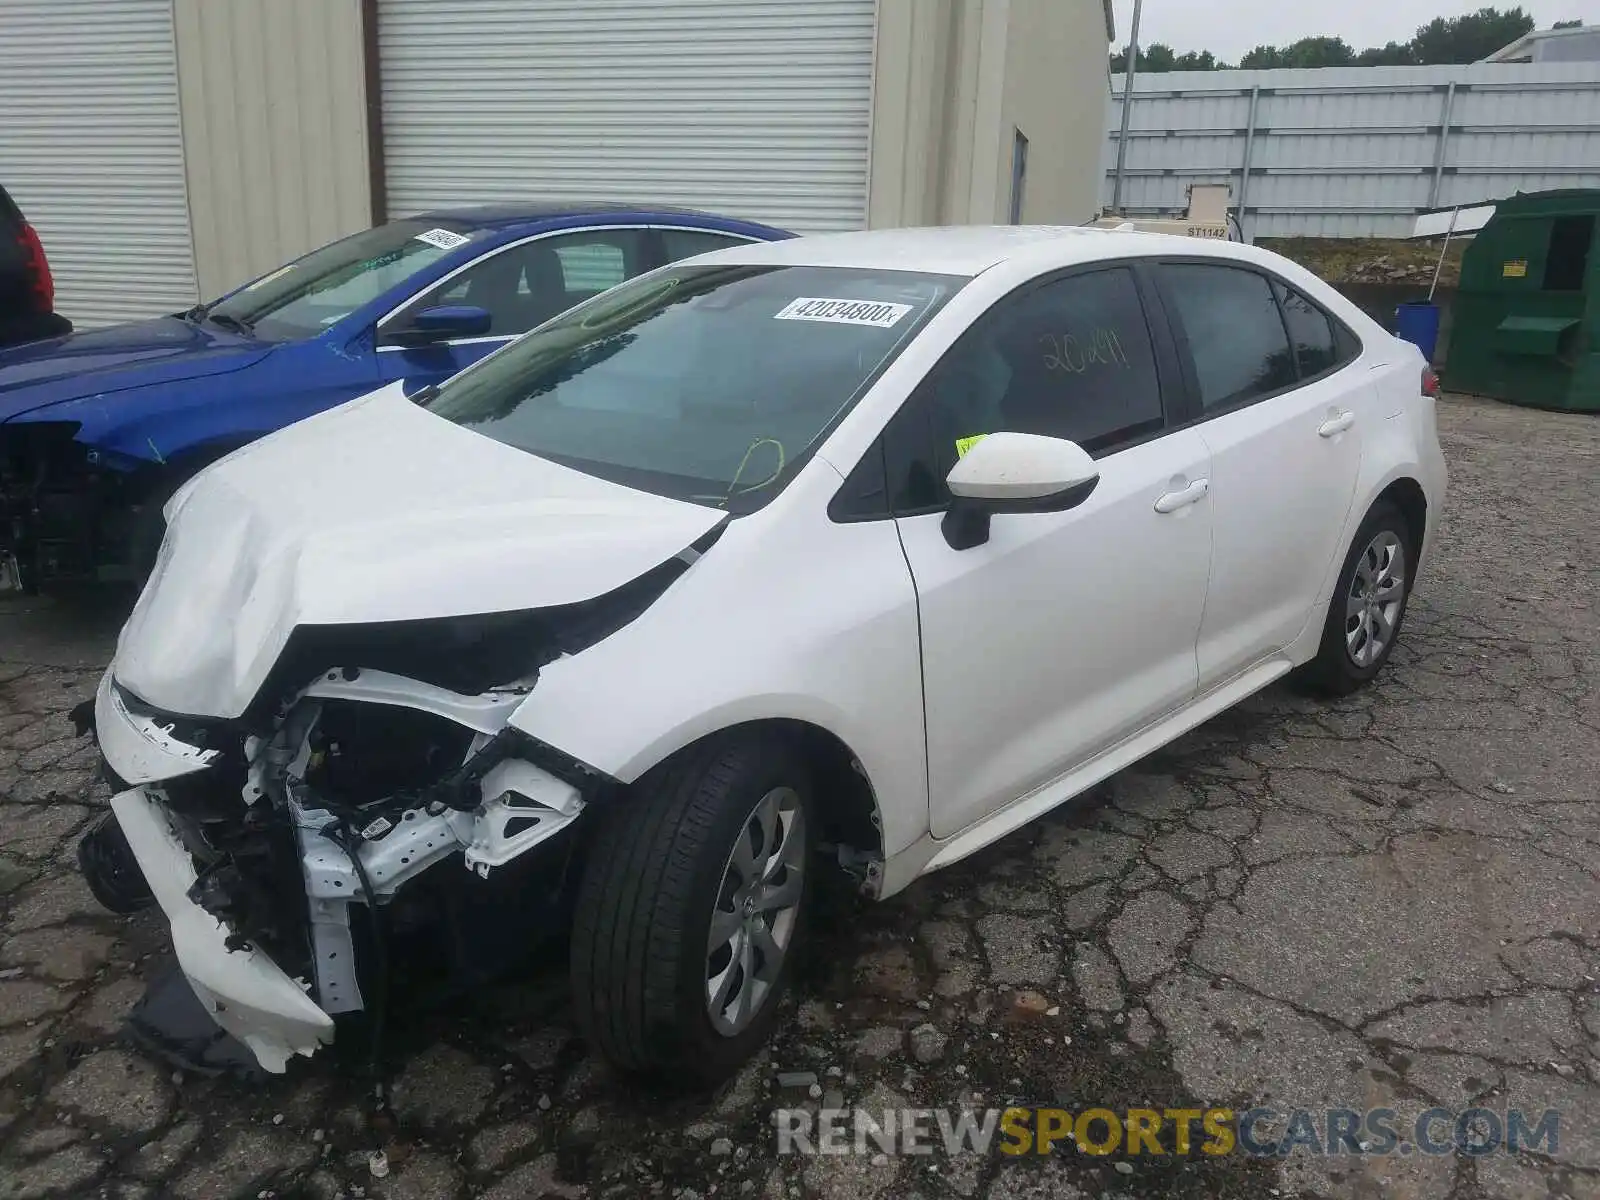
[
  {"xmin": 506, "ymin": 469, "xmax": 931, "ymax": 860},
  {"xmin": 110, "ymin": 787, "xmax": 335, "ymax": 1071},
  {"xmin": 1192, "ymin": 369, "xmax": 1366, "ymax": 690},
  {"xmin": 113, "ymin": 383, "xmax": 723, "ymax": 718},
  {"xmin": 92, "ymin": 668, "xmax": 218, "ymax": 784},
  {"xmin": 88, "ymin": 225, "xmax": 1447, "ymax": 1073},
  {"xmin": 898, "ymin": 428, "xmax": 1213, "ymax": 839},
  {"xmin": 910, "ymin": 656, "xmax": 1294, "ymax": 887}
]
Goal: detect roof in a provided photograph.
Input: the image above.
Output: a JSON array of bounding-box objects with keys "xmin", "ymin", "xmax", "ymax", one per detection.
[
  {"xmin": 696, "ymin": 224, "xmax": 1250, "ymax": 276},
  {"xmin": 1484, "ymin": 24, "xmax": 1600, "ymax": 63},
  {"xmin": 410, "ymin": 201, "xmax": 784, "ymax": 232},
  {"xmin": 1492, "ymin": 187, "xmax": 1600, "ymax": 218},
  {"xmin": 697, "ymin": 225, "xmax": 1117, "ymax": 275}
]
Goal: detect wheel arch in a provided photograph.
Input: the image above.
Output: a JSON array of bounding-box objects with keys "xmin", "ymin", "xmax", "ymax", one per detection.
[
  {"xmin": 1372, "ymin": 475, "xmax": 1428, "ymax": 560},
  {"xmin": 619, "ymin": 717, "xmax": 886, "ymax": 884},
  {"xmin": 1289, "ymin": 468, "xmax": 1433, "ymax": 667}
]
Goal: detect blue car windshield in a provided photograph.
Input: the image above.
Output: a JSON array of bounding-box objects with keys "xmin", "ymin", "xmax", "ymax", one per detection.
[
  {"xmin": 423, "ymin": 264, "xmax": 964, "ymax": 513},
  {"xmin": 205, "ymin": 220, "xmax": 480, "ymax": 340}
]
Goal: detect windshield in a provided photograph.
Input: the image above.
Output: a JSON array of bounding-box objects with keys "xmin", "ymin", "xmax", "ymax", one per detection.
[
  {"xmin": 204, "ymin": 220, "xmax": 480, "ymax": 340},
  {"xmin": 423, "ymin": 264, "xmax": 964, "ymax": 512}
]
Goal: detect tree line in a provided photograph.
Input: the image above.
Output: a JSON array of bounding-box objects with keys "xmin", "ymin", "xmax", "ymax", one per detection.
[{"xmin": 1110, "ymin": 6, "xmax": 1581, "ymax": 72}]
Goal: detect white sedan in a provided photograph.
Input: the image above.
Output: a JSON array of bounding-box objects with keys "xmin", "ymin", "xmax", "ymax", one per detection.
[{"xmin": 80, "ymin": 225, "xmax": 1445, "ymax": 1084}]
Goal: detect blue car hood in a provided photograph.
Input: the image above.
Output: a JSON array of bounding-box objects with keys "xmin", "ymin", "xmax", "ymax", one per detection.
[{"xmin": 0, "ymin": 316, "xmax": 274, "ymax": 423}]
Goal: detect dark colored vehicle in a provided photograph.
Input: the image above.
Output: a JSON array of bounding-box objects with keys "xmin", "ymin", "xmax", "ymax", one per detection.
[
  {"xmin": 0, "ymin": 184, "xmax": 70, "ymax": 350},
  {"xmin": 0, "ymin": 203, "xmax": 792, "ymax": 593}
]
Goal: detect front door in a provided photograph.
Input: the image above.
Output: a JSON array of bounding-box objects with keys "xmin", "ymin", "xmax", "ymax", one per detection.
[
  {"xmin": 1155, "ymin": 263, "xmax": 1366, "ymax": 689},
  {"xmin": 884, "ymin": 265, "xmax": 1214, "ymax": 839}
]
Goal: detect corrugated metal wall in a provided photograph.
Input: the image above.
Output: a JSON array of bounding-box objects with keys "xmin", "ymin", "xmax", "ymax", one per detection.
[
  {"xmin": 1103, "ymin": 63, "xmax": 1600, "ymax": 238},
  {"xmin": 377, "ymin": 0, "xmax": 878, "ymax": 234},
  {"xmin": 0, "ymin": 0, "xmax": 196, "ymax": 326}
]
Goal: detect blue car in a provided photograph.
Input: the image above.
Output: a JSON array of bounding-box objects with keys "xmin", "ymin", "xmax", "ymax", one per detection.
[{"xmin": 0, "ymin": 203, "xmax": 792, "ymax": 591}]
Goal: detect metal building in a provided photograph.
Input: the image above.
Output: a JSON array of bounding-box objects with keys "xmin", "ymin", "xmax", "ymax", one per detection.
[
  {"xmin": 1103, "ymin": 62, "xmax": 1600, "ymax": 239},
  {"xmin": 1485, "ymin": 23, "xmax": 1600, "ymax": 64},
  {"xmin": 0, "ymin": 0, "xmax": 1114, "ymax": 327}
]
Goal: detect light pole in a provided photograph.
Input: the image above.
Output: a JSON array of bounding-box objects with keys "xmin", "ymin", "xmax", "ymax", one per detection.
[{"xmin": 1111, "ymin": 0, "xmax": 1143, "ymax": 214}]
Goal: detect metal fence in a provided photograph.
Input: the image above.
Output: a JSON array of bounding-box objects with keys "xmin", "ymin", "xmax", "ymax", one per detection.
[{"xmin": 1102, "ymin": 62, "xmax": 1600, "ymax": 238}]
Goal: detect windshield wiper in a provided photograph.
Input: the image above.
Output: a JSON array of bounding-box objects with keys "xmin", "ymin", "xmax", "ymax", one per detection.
[{"xmin": 203, "ymin": 311, "xmax": 254, "ymax": 335}]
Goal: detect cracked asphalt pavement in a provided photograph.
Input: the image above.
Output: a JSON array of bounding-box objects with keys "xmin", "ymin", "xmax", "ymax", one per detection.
[{"xmin": 1, "ymin": 394, "xmax": 1596, "ymax": 1200}]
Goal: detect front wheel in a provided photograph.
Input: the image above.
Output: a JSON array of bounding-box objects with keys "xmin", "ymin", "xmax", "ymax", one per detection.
[
  {"xmin": 1297, "ymin": 501, "xmax": 1414, "ymax": 695},
  {"xmin": 570, "ymin": 732, "xmax": 813, "ymax": 1086}
]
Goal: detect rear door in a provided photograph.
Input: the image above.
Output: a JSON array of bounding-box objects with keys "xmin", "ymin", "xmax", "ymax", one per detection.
[{"xmin": 1156, "ymin": 261, "xmax": 1366, "ymax": 690}]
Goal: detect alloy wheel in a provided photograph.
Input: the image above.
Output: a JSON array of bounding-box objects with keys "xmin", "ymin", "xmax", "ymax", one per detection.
[
  {"xmin": 705, "ymin": 785, "xmax": 806, "ymax": 1036},
  {"xmin": 1345, "ymin": 530, "xmax": 1407, "ymax": 668}
]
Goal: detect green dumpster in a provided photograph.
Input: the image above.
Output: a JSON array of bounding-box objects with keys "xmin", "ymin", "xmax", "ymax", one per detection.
[{"xmin": 1443, "ymin": 188, "xmax": 1599, "ymax": 412}]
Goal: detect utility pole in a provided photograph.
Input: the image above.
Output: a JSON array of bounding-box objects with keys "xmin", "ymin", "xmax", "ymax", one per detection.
[{"xmin": 1111, "ymin": 0, "xmax": 1143, "ymax": 213}]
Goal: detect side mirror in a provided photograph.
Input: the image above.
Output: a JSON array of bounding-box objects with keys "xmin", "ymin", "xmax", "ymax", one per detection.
[
  {"xmin": 386, "ymin": 304, "xmax": 492, "ymax": 346},
  {"xmin": 942, "ymin": 432, "xmax": 1100, "ymax": 550}
]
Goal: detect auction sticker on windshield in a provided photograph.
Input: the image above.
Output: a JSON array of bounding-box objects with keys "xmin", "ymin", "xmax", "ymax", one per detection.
[
  {"xmin": 775, "ymin": 297, "xmax": 913, "ymax": 328},
  {"xmin": 414, "ymin": 228, "xmax": 470, "ymax": 251}
]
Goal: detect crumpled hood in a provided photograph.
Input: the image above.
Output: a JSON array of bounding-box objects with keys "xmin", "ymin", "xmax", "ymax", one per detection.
[
  {"xmin": 113, "ymin": 383, "xmax": 725, "ymax": 718},
  {"xmin": 0, "ymin": 316, "xmax": 272, "ymax": 423}
]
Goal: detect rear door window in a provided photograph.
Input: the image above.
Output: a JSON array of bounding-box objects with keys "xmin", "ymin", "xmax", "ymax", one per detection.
[
  {"xmin": 1160, "ymin": 264, "xmax": 1296, "ymax": 411},
  {"xmin": 1273, "ymin": 281, "xmax": 1340, "ymax": 379}
]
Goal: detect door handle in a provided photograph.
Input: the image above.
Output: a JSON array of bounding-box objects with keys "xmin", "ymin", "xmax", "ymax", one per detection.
[
  {"xmin": 1154, "ymin": 478, "xmax": 1209, "ymax": 514},
  {"xmin": 1318, "ymin": 410, "xmax": 1356, "ymax": 438}
]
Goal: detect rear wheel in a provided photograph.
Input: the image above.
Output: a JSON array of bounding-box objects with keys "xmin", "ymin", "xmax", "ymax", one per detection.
[
  {"xmin": 1297, "ymin": 501, "xmax": 1414, "ymax": 695},
  {"xmin": 570, "ymin": 731, "xmax": 813, "ymax": 1085}
]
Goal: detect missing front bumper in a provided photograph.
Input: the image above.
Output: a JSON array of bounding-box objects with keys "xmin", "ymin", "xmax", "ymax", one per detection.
[
  {"xmin": 86, "ymin": 655, "xmax": 606, "ymax": 1074},
  {"xmin": 109, "ymin": 787, "xmax": 335, "ymax": 1072},
  {"xmin": 0, "ymin": 422, "xmax": 147, "ymax": 588}
]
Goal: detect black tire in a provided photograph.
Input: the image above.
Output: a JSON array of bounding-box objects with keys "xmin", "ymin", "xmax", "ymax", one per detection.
[
  {"xmin": 570, "ymin": 731, "xmax": 814, "ymax": 1086},
  {"xmin": 78, "ymin": 812, "xmax": 154, "ymax": 914},
  {"xmin": 1296, "ymin": 501, "xmax": 1415, "ymax": 696}
]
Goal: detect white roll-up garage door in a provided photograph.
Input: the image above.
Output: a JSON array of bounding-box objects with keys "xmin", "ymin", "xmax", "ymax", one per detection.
[
  {"xmin": 0, "ymin": 0, "xmax": 196, "ymax": 327},
  {"xmin": 378, "ymin": 0, "xmax": 876, "ymax": 234}
]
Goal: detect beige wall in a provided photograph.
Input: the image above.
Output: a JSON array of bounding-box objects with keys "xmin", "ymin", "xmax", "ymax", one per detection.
[
  {"xmin": 864, "ymin": 0, "xmax": 955, "ymax": 228},
  {"xmin": 867, "ymin": 0, "xmax": 1109, "ymax": 228},
  {"xmin": 172, "ymin": 0, "xmax": 373, "ymax": 300},
  {"xmin": 997, "ymin": 0, "xmax": 1110, "ymax": 225}
]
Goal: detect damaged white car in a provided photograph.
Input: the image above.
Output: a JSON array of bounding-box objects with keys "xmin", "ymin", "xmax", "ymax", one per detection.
[{"xmin": 77, "ymin": 227, "xmax": 1445, "ymax": 1084}]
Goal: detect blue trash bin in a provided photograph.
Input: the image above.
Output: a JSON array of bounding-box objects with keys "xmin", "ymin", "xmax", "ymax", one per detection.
[{"xmin": 1395, "ymin": 301, "xmax": 1441, "ymax": 363}]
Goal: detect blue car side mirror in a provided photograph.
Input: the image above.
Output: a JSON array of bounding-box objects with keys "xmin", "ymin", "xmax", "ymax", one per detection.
[{"xmin": 390, "ymin": 304, "xmax": 492, "ymax": 345}]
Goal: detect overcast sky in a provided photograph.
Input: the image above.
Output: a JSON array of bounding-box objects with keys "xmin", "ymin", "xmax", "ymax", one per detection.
[{"xmin": 1111, "ymin": 0, "xmax": 1594, "ymax": 61}]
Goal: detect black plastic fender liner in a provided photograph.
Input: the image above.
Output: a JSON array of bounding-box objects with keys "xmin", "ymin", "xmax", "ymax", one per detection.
[
  {"xmin": 78, "ymin": 811, "xmax": 154, "ymax": 914},
  {"xmin": 126, "ymin": 962, "xmax": 266, "ymax": 1081},
  {"xmin": 68, "ymin": 697, "xmax": 95, "ymax": 737}
]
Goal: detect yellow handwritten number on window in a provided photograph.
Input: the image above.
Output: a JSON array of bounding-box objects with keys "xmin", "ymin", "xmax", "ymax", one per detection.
[{"xmin": 1040, "ymin": 328, "xmax": 1129, "ymax": 374}]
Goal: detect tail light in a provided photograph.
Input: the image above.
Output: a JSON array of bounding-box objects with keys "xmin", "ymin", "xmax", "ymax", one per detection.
[
  {"xmin": 17, "ymin": 221, "xmax": 54, "ymax": 310},
  {"xmin": 1421, "ymin": 365, "xmax": 1440, "ymax": 398}
]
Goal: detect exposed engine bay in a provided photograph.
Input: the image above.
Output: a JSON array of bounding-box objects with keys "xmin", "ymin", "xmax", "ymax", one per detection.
[
  {"xmin": 70, "ymin": 383, "xmax": 769, "ymax": 1075},
  {"xmin": 83, "ymin": 664, "xmax": 606, "ymax": 1072},
  {"xmin": 0, "ymin": 421, "xmax": 156, "ymax": 591},
  {"xmin": 73, "ymin": 543, "xmax": 716, "ymax": 1073}
]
